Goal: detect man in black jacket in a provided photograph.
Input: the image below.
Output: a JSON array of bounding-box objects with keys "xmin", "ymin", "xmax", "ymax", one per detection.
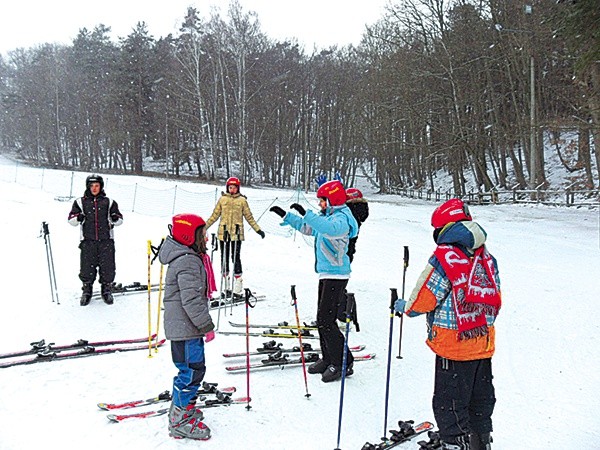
[{"xmin": 68, "ymin": 175, "xmax": 123, "ymax": 305}]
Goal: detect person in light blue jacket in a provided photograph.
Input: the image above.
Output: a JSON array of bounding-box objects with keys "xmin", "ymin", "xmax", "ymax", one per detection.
[{"xmin": 270, "ymin": 180, "xmax": 358, "ymax": 383}]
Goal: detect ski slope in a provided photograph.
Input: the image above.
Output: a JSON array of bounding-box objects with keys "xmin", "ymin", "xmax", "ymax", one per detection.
[{"xmin": 0, "ymin": 159, "xmax": 598, "ymax": 449}]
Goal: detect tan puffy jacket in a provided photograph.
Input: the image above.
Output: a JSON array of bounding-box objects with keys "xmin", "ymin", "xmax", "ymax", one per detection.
[{"xmin": 205, "ymin": 192, "xmax": 261, "ymax": 241}]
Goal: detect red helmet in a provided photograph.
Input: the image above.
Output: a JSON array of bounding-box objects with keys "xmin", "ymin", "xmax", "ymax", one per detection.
[
  {"xmin": 226, "ymin": 177, "xmax": 241, "ymax": 187},
  {"xmin": 431, "ymin": 198, "xmax": 471, "ymax": 229},
  {"xmin": 346, "ymin": 187, "xmax": 363, "ymax": 200},
  {"xmin": 317, "ymin": 180, "xmax": 346, "ymax": 206},
  {"xmin": 171, "ymin": 214, "xmax": 206, "ymax": 246}
]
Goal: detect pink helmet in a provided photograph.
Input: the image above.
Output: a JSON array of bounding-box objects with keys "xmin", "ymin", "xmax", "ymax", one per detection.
[
  {"xmin": 431, "ymin": 198, "xmax": 471, "ymax": 229},
  {"xmin": 346, "ymin": 187, "xmax": 363, "ymax": 200}
]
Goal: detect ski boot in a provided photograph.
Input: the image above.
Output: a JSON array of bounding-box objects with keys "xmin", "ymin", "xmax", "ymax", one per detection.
[
  {"xmin": 308, "ymin": 358, "xmax": 329, "ymax": 374},
  {"xmin": 232, "ymin": 275, "xmax": 243, "ymax": 298},
  {"xmin": 168, "ymin": 402, "xmax": 210, "ymax": 440},
  {"xmin": 101, "ymin": 283, "xmax": 114, "ymax": 305},
  {"xmin": 321, "ymin": 361, "xmax": 354, "ymax": 383},
  {"xmin": 469, "ymin": 432, "xmax": 492, "ymax": 450},
  {"xmin": 80, "ymin": 283, "xmax": 93, "ymax": 306}
]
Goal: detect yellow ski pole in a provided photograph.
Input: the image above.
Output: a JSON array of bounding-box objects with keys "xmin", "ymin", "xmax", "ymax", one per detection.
[
  {"xmin": 154, "ymin": 262, "xmax": 164, "ymax": 353},
  {"xmin": 147, "ymin": 240, "xmax": 153, "ymax": 358}
]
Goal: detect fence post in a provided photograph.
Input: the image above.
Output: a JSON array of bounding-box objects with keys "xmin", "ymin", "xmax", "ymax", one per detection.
[
  {"xmin": 172, "ymin": 185, "xmax": 178, "ymax": 215},
  {"xmin": 132, "ymin": 183, "xmax": 138, "ymax": 212}
]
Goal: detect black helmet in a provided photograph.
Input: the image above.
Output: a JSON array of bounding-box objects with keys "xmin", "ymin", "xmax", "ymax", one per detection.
[{"xmin": 86, "ymin": 174, "xmax": 104, "ymax": 190}]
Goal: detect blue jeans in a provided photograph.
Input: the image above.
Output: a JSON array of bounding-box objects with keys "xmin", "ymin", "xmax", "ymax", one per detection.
[{"xmin": 171, "ymin": 339, "xmax": 207, "ymax": 407}]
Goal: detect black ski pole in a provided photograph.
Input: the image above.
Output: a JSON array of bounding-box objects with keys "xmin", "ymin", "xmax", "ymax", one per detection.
[
  {"xmin": 230, "ymin": 224, "xmax": 241, "ymax": 316},
  {"xmin": 243, "ymin": 288, "xmax": 256, "ymax": 411},
  {"xmin": 41, "ymin": 222, "xmax": 60, "ymax": 305},
  {"xmin": 397, "ymin": 246, "xmax": 409, "ymax": 359},
  {"xmin": 291, "ymin": 285, "xmax": 311, "ymax": 398},
  {"xmin": 210, "ymin": 233, "xmax": 217, "ymax": 262},
  {"xmin": 334, "ymin": 292, "xmax": 355, "ymax": 450},
  {"xmin": 383, "ymin": 288, "xmax": 398, "ymax": 440}
]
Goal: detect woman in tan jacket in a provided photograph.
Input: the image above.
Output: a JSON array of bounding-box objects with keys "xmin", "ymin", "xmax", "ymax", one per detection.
[{"xmin": 205, "ymin": 177, "xmax": 265, "ymax": 296}]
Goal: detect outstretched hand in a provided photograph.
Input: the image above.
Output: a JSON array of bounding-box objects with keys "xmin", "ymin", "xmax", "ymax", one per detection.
[
  {"xmin": 270, "ymin": 206, "xmax": 286, "ymax": 218},
  {"xmin": 315, "ymin": 174, "xmax": 327, "ymax": 187},
  {"xmin": 290, "ymin": 203, "xmax": 306, "ymax": 216}
]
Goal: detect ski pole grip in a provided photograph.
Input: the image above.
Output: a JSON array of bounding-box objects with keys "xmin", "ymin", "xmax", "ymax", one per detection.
[
  {"xmin": 290, "ymin": 285, "xmax": 297, "ymax": 302},
  {"xmin": 345, "ymin": 293, "xmax": 356, "ymax": 317},
  {"xmin": 389, "ymin": 288, "xmax": 398, "ymax": 310},
  {"xmin": 42, "ymin": 221, "xmax": 50, "ymax": 236},
  {"xmin": 403, "ymin": 246, "xmax": 409, "ymax": 268}
]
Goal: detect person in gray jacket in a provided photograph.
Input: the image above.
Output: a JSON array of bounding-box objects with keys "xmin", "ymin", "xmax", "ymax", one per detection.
[{"xmin": 158, "ymin": 213, "xmax": 216, "ymax": 441}]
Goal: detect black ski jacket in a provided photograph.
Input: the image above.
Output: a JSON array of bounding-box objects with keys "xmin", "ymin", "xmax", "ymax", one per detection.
[{"xmin": 68, "ymin": 190, "xmax": 123, "ymax": 240}]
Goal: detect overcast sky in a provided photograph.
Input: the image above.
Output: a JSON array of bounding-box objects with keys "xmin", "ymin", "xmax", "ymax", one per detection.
[{"xmin": 0, "ymin": 0, "xmax": 389, "ymax": 55}]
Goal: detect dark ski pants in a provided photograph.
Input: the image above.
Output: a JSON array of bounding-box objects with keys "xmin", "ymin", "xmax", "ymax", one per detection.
[
  {"xmin": 171, "ymin": 339, "xmax": 207, "ymax": 407},
  {"xmin": 219, "ymin": 240, "xmax": 242, "ymax": 276},
  {"xmin": 433, "ymin": 356, "xmax": 496, "ymax": 443},
  {"xmin": 316, "ymin": 279, "xmax": 353, "ymax": 367},
  {"xmin": 79, "ymin": 239, "xmax": 116, "ymax": 285}
]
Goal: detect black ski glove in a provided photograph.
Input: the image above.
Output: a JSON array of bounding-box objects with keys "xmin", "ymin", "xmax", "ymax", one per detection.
[
  {"xmin": 270, "ymin": 206, "xmax": 286, "ymax": 218},
  {"xmin": 77, "ymin": 213, "xmax": 85, "ymax": 223},
  {"xmin": 290, "ymin": 203, "xmax": 306, "ymax": 216},
  {"xmin": 257, "ymin": 230, "xmax": 265, "ymax": 239}
]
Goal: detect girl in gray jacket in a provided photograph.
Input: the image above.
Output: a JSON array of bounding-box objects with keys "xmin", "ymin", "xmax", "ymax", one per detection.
[{"xmin": 158, "ymin": 213, "xmax": 216, "ymax": 440}]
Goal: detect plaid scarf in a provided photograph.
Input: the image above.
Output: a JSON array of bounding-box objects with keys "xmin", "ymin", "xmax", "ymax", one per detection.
[{"xmin": 434, "ymin": 244, "xmax": 501, "ymax": 340}]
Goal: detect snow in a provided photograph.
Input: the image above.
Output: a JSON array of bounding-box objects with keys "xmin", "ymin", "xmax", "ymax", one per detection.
[{"xmin": 0, "ymin": 155, "xmax": 599, "ymax": 449}]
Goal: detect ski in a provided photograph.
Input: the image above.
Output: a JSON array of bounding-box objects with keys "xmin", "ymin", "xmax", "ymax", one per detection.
[
  {"xmin": 361, "ymin": 421, "xmax": 436, "ymax": 450},
  {"xmin": 0, "ymin": 339, "xmax": 166, "ymax": 369},
  {"xmin": 91, "ymin": 282, "xmax": 160, "ymax": 299},
  {"xmin": 228, "ymin": 320, "xmax": 317, "ymax": 330},
  {"xmin": 210, "ymin": 294, "xmax": 266, "ymax": 309},
  {"xmin": 0, "ymin": 334, "xmax": 158, "ymax": 360},
  {"xmin": 106, "ymin": 395, "xmax": 250, "ymax": 422},
  {"xmin": 98, "ymin": 383, "xmax": 237, "ymax": 411},
  {"xmin": 225, "ymin": 352, "xmax": 376, "ymax": 372},
  {"xmin": 218, "ymin": 329, "xmax": 319, "ymax": 339},
  {"xmin": 223, "ymin": 342, "xmax": 366, "ymax": 358}
]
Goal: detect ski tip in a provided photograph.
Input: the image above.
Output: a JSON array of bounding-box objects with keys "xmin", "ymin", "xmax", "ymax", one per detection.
[
  {"xmin": 97, "ymin": 403, "xmax": 110, "ymax": 411},
  {"xmin": 106, "ymin": 414, "xmax": 119, "ymax": 422}
]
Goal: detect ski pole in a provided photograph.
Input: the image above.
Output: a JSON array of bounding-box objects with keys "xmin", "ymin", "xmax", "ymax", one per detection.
[
  {"xmin": 291, "ymin": 285, "xmax": 311, "ymax": 399},
  {"xmin": 41, "ymin": 222, "xmax": 60, "ymax": 305},
  {"xmin": 397, "ymin": 246, "xmax": 409, "ymax": 359},
  {"xmin": 210, "ymin": 233, "xmax": 217, "ymax": 263},
  {"xmin": 230, "ymin": 224, "xmax": 241, "ymax": 316},
  {"xmin": 216, "ymin": 227, "xmax": 229, "ymax": 330},
  {"xmin": 154, "ymin": 262, "xmax": 164, "ymax": 353},
  {"xmin": 244, "ymin": 288, "xmax": 256, "ymax": 411},
  {"xmin": 147, "ymin": 240, "xmax": 153, "ymax": 358},
  {"xmin": 383, "ymin": 288, "xmax": 398, "ymax": 440},
  {"xmin": 335, "ymin": 292, "xmax": 355, "ymax": 450}
]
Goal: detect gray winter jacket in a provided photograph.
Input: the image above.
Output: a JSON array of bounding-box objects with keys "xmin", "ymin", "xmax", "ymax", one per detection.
[{"xmin": 158, "ymin": 236, "xmax": 214, "ymax": 340}]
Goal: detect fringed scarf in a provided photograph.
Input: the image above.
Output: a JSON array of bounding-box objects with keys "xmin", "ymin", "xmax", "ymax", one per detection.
[
  {"xmin": 200, "ymin": 253, "xmax": 217, "ymax": 298},
  {"xmin": 434, "ymin": 244, "xmax": 501, "ymax": 340}
]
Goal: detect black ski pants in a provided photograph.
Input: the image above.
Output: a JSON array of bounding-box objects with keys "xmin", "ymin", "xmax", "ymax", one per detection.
[
  {"xmin": 219, "ymin": 240, "xmax": 242, "ymax": 276},
  {"xmin": 316, "ymin": 279, "xmax": 353, "ymax": 368},
  {"xmin": 432, "ymin": 356, "xmax": 496, "ymax": 444},
  {"xmin": 79, "ymin": 239, "xmax": 116, "ymax": 285}
]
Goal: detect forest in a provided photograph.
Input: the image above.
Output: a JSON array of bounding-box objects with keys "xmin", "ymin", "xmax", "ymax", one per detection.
[{"xmin": 0, "ymin": 0, "xmax": 598, "ymax": 194}]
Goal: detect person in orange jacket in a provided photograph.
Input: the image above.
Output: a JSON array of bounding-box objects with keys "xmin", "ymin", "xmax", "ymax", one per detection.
[{"xmin": 394, "ymin": 199, "xmax": 501, "ymax": 450}]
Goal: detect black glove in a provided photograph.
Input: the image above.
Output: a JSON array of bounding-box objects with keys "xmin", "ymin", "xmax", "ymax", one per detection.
[
  {"xmin": 270, "ymin": 206, "xmax": 286, "ymax": 218},
  {"xmin": 77, "ymin": 213, "xmax": 85, "ymax": 223},
  {"xmin": 290, "ymin": 203, "xmax": 306, "ymax": 216},
  {"xmin": 257, "ymin": 230, "xmax": 265, "ymax": 239},
  {"xmin": 110, "ymin": 214, "xmax": 120, "ymax": 222}
]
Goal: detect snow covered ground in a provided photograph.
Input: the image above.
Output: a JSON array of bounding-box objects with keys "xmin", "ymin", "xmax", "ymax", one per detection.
[{"xmin": 0, "ymin": 157, "xmax": 598, "ymax": 449}]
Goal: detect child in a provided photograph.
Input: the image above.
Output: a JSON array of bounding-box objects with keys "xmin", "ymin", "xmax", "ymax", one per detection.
[
  {"xmin": 395, "ymin": 199, "xmax": 500, "ymax": 450},
  {"xmin": 270, "ymin": 180, "xmax": 359, "ymax": 382},
  {"xmin": 159, "ymin": 213, "xmax": 216, "ymax": 440}
]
